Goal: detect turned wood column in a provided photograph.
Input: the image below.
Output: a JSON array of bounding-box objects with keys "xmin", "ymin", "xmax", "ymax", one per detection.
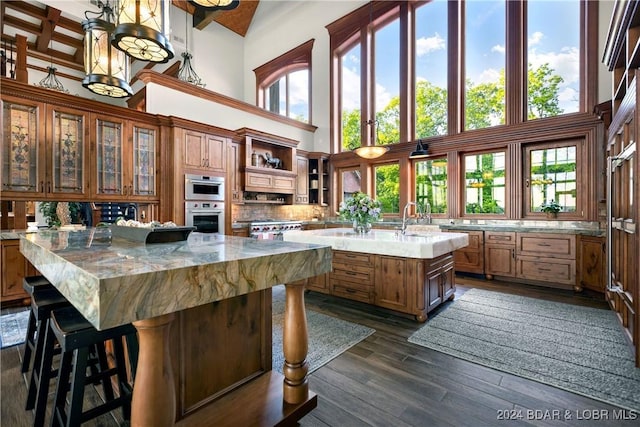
[
  {"xmin": 131, "ymin": 313, "xmax": 176, "ymax": 427},
  {"xmin": 282, "ymin": 282, "xmax": 309, "ymax": 404}
]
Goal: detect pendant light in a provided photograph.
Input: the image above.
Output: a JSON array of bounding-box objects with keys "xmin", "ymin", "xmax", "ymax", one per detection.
[
  {"xmin": 189, "ymin": 0, "xmax": 240, "ymax": 11},
  {"xmin": 35, "ymin": 21, "xmax": 69, "ymax": 93},
  {"xmin": 178, "ymin": 11, "xmax": 205, "ymax": 88},
  {"xmin": 353, "ymin": 119, "xmax": 389, "ymax": 159},
  {"xmin": 409, "ymin": 140, "xmax": 429, "ymax": 159},
  {"xmin": 82, "ymin": 1, "xmax": 132, "ymax": 98},
  {"xmin": 112, "ymin": 0, "xmax": 174, "ymax": 63}
]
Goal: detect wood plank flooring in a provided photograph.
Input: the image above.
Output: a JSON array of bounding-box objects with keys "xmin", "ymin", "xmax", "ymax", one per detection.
[{"xmin": 2, "ymin": 276, "xmax": 637, "ymax": 426}]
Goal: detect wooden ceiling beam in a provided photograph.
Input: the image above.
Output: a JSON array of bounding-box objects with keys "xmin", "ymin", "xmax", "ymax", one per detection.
[
  {"xmin": 6, "ymin": 1, "xmax": 83, "ymax": 36},
  {"xmin": 36, "ymin": 7, "xmax": 62, "ymax": 52}
]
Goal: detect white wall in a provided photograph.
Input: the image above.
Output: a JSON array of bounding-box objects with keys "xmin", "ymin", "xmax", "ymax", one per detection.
[
  {"xmin": 598, "ymin": 0, "xmax": 615, "ymax": 104},
  {"xmin": 243, "ymin": 1, "xmax": 366, "ymax": 153}
]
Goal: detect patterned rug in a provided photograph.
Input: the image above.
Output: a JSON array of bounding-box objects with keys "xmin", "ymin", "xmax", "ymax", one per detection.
[
  {"xmin": 0, "ymin": 310, "xmax": 30, "ymax": 349},
  {"xmin": 408, "ymin": 288, "xmax": 640, "ymax": 411},
  {"xmin": 272, "ymin": 286, "xmax": 375, "ymax": 375}
]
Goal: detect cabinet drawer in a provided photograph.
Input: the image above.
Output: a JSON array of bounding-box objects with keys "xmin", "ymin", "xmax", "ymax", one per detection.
[
  {"xmin": 517, "ymin": 233, "xmax": 575, "ymax": 258},
  {"xmin": 331, "ymin": 281, "xmax": 373, "ymax": 304},
  {"xmin": 333, "ymin": 251, "xmax": 373, "ymax": 265},
  {"xmin": 517, "ymin": 256, "xmax": 576, "ymax": 285},
  {"xmin": 485, "ymin": 231, "xmax": 516, "ymax": 245},
  {"xmin": 332, "ymin": 263, "xmax": 373, "ymax": 282}
]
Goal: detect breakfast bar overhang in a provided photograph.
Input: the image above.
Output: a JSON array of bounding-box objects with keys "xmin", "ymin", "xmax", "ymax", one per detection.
[{"xmin": 19, "ymin": 229, "xmax": 332, "ymax": 426}]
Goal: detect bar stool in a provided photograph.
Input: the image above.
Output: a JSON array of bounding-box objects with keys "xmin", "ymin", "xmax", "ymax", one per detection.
[
  {"xmin": 39, "ymin": 306, "xmax": 137, "ymax": 427},
  {"xmin": 20, "ymin": 276, "xmax": 56, "ymax": 374}
]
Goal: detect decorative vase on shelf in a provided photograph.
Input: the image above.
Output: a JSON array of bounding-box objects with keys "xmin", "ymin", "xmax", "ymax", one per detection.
[{"xmin": 353, "ymin": 219, "xmax": 372, "ymax": 234}]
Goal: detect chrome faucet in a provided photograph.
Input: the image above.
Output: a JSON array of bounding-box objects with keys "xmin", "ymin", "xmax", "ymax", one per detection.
[
  {"xmin": 424, "ymin": 201, "xmax": 432, "ymax": 224},
  {"xmin": 401, "ymin": 202, "xmax": 416, "ymax": 234}
]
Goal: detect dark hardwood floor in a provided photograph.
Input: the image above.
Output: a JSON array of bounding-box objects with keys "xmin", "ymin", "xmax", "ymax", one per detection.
[{"xmin": 2, "ymin": 276, "xmax": 636, "ymax": 426}]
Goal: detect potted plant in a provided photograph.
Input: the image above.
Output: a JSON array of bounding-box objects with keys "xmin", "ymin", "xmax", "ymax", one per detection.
[{"xmin": 540, "ymin": 200, "xmax": 561, "ymax": 218}]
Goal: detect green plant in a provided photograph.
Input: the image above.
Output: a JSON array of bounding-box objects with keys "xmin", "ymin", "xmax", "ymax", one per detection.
[{"xmin": 540, "ymin": 199, "xmax": 561, "ymax": 213}]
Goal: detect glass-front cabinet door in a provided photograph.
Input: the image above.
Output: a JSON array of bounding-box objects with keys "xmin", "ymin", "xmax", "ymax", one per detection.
[
  {"xmin": 49, "ymin": 107, "xmax": 88, "ymax": 197},
  {"xmin": 1, "ymin": 98, "xmax": 44, "ymax": 196},
  {"xmin": 524, "ymin": 141, "xmax": 579, "ymax": 217},
  {"xmin": 131, "ymin": 124, "xmax": 157, "ymax": 197},
  {"xmin": 94, "ymin": 116, "xmax": 124, "ymax": 197},
  {"xmin": 463, "ymin": 151, "xmax": 506, "ymax": 215}
]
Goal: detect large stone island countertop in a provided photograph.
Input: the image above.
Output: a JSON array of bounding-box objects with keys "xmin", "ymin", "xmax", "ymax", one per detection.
[
  {"xmin": 20, "ymin": 228, "xmax": 332, "ymax": 330},
  {"xmin": 283, "ymin": 227, "xmax": 469, "ymax": 258}
]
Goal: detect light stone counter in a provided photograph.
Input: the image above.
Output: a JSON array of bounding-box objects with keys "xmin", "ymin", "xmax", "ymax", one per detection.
[
  {"xmin": 20, "ymin": 228, "xmax": 331, "ymax": 330},
  {"xmin": 283, "ymin": 228, "xmax": 469, "ymax": 259},
  {"xmin": 20, "ymin": 227, "xmax": 332, "ymax": 426}
]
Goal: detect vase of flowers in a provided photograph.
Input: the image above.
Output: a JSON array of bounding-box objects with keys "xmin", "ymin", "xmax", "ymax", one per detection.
[{"xmin": 338, "ymin": 192, "xmax": 382, "ymax": 233}]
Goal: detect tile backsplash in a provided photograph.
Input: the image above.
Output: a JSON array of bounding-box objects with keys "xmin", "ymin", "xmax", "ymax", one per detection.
[{"xmin": 232, "ymin": 204, "xmax": 330, "ymax": 222}]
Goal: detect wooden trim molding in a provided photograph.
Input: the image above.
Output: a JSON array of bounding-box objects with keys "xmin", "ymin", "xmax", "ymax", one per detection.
[{"xmin": 135, "ymin": 69, "xmax": 317, "ymax": 133}]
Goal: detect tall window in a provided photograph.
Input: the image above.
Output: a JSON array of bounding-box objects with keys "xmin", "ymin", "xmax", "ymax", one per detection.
[
  {"xmin": 415, "ymin": 158, "xmax": 447, "ymax": 214},
  {"xmin": 464, "ymin": 0, "xmax": 506, "ymax": 130},
  {"xmin": 527, "ymin": 1, "xmax": 580, "ymax": 118},
  {"xmin": 341, "ymin": 43, "xmax": 362, "ymax": 151},
  {"xmin": 415, "ymin": 0, "xmax": 448, "ymax": 138},
  {"xmin": 254, "ymin": 39, "xmax": 314, "ymax": 124},
  {"xmin": 328, "ymin": 0, "xmax": 588, "ymax": 153},
  {"xmin": 463, "ymin": 151, "xmax": 506, "ymax": 215},
  {"xmin": 375, "ymin": 163, "xmax": 400, "ymax": 214}
]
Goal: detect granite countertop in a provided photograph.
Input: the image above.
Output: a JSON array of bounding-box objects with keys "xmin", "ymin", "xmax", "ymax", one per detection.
[
  {"xmin": 20, "ymin": 228, "xmax": 332, "ymax": 330},
  {"xmin": 283, "ymin": 227, "xmax": 468, "ymax": 259}
]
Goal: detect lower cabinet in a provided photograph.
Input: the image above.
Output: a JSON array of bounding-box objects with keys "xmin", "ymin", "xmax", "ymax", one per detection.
[
  {"xmin": 577, "ymin": 235, "xmax": 605, "ymax": 293},
  {"xmin": 449, "ymin": 230, "xmax": 484, "ymax": 274},
  {"xmin": 1, "ymin": 239, "xmax": 38, "ymax": 305},
  {"xmin": 484, "ymin": 231, "xmax": 516, "ymax": 279},
  {"xmin": 330, "ymin": 251, "xmax": 375, "ymax": 303}
]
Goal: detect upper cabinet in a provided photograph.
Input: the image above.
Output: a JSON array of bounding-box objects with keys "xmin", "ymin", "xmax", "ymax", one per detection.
[
  {"xmin": 91, "ymin": 113, "xmax": 159, "ymax": 201},
  {"xmin": 295, "ymin": 155, "xmax": 309, "ymax": 204},
  {"xmin": 2, "ymin": 96, "xmax": 90, "ymax": 200},
  {"xmin": 237, "ymin": 128, "xmax": 298, "ymax": 196},
  {"xmin": 308, "ymin": 154, "xmax": 330, "ymax": 206},
  {"xmin": 182, "ymin": 129, "xmax": 226, "ymax": 173}
]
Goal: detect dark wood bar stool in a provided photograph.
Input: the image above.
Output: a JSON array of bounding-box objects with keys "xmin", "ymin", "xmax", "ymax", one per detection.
[
  {"xmin": 20, "ymin": 276, "xmax": 56, "ymax": 374},
  {"xmin": 39, "ymin": 306, "xmax": 137, "ymax": 427},
  {"xmin": 24, "ymin": 288, "xmax": 71, "ymax": 420}
]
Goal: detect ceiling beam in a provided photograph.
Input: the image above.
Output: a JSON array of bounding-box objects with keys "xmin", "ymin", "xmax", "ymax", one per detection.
[{"xmin": 36, "ymin": 7, "xmax": 61, "ymax": 53}]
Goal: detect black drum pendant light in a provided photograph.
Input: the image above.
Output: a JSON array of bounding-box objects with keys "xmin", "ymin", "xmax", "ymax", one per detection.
[
  {"xmin": 112, "ymin": 0, "xmax": 174, "ymax": 63},
  {"xmin": 409, "ymin": 140, "xmax": 429, "ymax": 159},
  {"xmin": 82, "ymin": 1, "xmax": 132, "ymax": 98}
]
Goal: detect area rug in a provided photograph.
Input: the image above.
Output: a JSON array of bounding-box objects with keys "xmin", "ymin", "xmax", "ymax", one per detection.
[
  {"xmin": 272, "ymin": 286, "xmax": 375, "ymax": 375},
  {"xmin": 0, "ymin": 310, "xmax": 30, "ymax": 349},
  {"xmin": 408, "ymin": 288, "xmax": 640, "ymax": 411}
]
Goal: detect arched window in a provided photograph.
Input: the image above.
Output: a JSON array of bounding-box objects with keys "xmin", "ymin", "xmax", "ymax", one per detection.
[{"xmin": 254, "ymin": 39, "xmax": 314, "ymax": 124}]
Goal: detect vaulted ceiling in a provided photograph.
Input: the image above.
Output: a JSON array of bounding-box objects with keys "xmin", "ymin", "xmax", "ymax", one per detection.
[{"xmin": 0, "ymin": 0, "xmax": 261, "ymax": 79}]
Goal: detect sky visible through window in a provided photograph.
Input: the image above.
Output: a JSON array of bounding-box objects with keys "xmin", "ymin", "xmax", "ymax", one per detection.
[{"xmin": 339, "ymin": 0, "xmax": 580, "ymax": 133}]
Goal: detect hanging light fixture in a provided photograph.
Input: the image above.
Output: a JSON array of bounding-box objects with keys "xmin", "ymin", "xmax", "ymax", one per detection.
[
  {"xmin": 189, "ymin": 0, "xmax": 240, "ymax": 11},
  {"xmin": 178, "ymin": 11, "xmax": 205, "ymax": 88},
  {"xmin": 353, "ymin": 119, "xmax": 389, "ymax": 159},
  {"xmin": 82, "ymin": 1, "xmax": 132, "ymax": 98},
  {"xmin": 35, "ymin": 21, "xmax": 69, "ymax": 93},
  {"xmin": 409, "ymin": 140, "xmax": 430, "ymax": 159},
  {"xmin": 112, "ymin": 0, "xmax": 174, "ymax": 63}
]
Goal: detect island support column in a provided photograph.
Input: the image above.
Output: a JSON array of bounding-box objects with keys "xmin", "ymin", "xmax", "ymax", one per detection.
[
  {"xmin": 131, "ymin": 313, "xmax": 176, "ymax": 427},
  {"xmin": 283, "ymin": 282, "xmax": 309, "ymax": 404}
]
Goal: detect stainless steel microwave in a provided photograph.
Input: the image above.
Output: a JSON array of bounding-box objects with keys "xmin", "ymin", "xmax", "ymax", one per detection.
[{"xmin": 185, "ymin": 174, "xmax": 224, "ymax": 201}]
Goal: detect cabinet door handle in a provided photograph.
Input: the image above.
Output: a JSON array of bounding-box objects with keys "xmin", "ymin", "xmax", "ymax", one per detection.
[
  {"xmin": 539, "ymin": 268, "xmax": 551, "ymax": 272},
  {"xmin": 537, "ymin": 243, "xmax": 550, "ymax": 247},
  {"xmin": 525, "ymin": 178, "xmax": 530, "ymax": 188},
  {"xmin": 345, "ymin": 271, "xmax": 357, "ymax": 276},
  {"xmin": 47, "ymin": 181, "xmax": 51, "ymax": 193},
  {"xmin": 345, "ymin": 288, "xmax": 356, "ymax": 293},
  {"xmin": 40, "ymin": 181, "xmax": 44, "ymax": 192},
  {"xmin": 512, "ymin": 249, "xmax": 515, "ymax": 259}
]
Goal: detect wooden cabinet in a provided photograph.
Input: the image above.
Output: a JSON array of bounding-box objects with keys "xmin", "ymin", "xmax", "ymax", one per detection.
[
  {"xmin": 1, "ymin": 239, "xmax": 37, "ymax": 305},
  {"xmin": 295, "ymin": 155, "xmax": 309, "ymax": 204},
  {"xmin": 91, "ymin": 114, "xmax": 159, "ymax": 201},
  {"xmin": 516, "ymin": 233, "xmax": 576, "ymax": 289},
  {"xmin": 237, "ymin": 128, "xmax": 298, "ymax": 196},
  {"xmin": 183, "ymin": 129, "xmax": 226, "ymax": 173},
  {"xmin": 449, "ymin": 230, "xmax": 484, "ymax": 274},
  {"xmin": 231, "ymin": 227, "xmax": 249, "ymax": 237},
  {"xmin": 330, "ymin": 251, "xmax": 375, "ymax": 304},
  {"xmin": 375, "ymin": 255, "xmax": 411, "ymax": 312},
  {"xmin": 306, "ymin": 273, "xmax": 329, "ymax": 294},
  {"xmin": 226, "ymin": 140, "xmax": 243, "ymax": 204},
  {"xmin": 425, "ymin": 254, "xmax": 455, "ymax": 313},
  {"xmin": 484, "ymin": 231, "xmax": 516, "ymax": 279},
  {"xmin": 308, "ymin": 154, "xmax": 330, "ymax": 206},
  {"xmin": 2, "ymin": 97, "xmax": 90, "ymax": 200},
  {"xmin": 577, "ymin": 235, "xmax": 605, "ymax": 293}
]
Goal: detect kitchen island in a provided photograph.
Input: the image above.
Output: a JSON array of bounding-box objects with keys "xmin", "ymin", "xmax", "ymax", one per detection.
[
  {"xmin": 19, "ymin": 228, "xmax": 332, "ymax": 427},
  {"xmin": 284, "ymin": 228, "xmax": 468, "ymax": 321}
]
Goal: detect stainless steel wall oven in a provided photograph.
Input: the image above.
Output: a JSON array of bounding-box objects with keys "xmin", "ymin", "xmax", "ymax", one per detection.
[
  {"xmin": 185, "ymin": 174, "xmax": 224, "ymax": 201},
  {"xmin": 185, "ymin": 201, "xmax": 224, "ymax": 234}
]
